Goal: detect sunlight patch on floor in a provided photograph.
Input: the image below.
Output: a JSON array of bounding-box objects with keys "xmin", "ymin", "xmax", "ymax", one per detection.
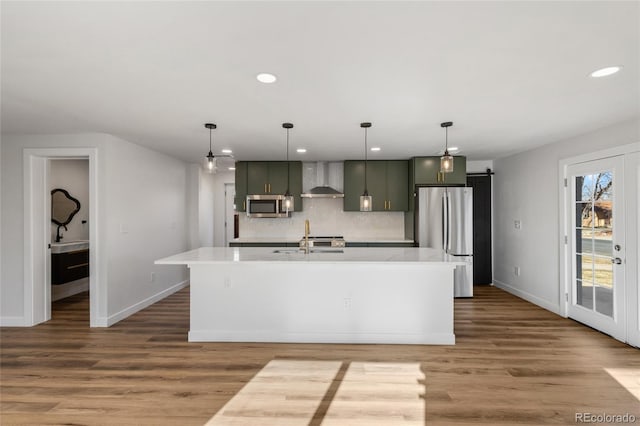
[
  {"xmin": 205, "ymin": 360, "xmax": 340, "ymax": 425},
  {"xmin": 322, "ymin": 362, "xmax": 425, "ymax": 426},
  {"xmin": 605, "ymin": 368, "xmax": 640, "ymax": 401},
  {"xmin": 205, "ymin": 360, "xmax": 425, "ymax": 425}
]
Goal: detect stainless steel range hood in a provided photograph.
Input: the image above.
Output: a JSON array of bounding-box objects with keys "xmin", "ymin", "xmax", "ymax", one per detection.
[{"xmin": 301, "ymin": 161, "xmax": 344, "ymax": 198}]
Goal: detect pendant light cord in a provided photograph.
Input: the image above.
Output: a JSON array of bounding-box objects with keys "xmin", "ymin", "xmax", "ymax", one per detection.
[
  {"xmin": 364, "ymin": 126, "xmax": 368, "ymax": 193},
  {"xmin": 209, "ymin": 127, "xmax": 213, "ymax": 153},
  {"xmin": 286, "ymin": 128, "xmax": 290, "ymax": 192},
  {"xmin": 444, "ymin": 126, "xmax": 448, "ymax": 154}
]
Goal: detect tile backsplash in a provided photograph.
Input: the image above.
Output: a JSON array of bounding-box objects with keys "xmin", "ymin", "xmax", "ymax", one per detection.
[{"xmin": 238, "ymin": 198, "xmax": 405, "ymax": 240}]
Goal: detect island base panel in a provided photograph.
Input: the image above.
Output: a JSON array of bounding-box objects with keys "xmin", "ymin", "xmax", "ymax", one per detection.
[{"xmin": 188, "ymin": 263, "xmax": 455, "ymax": 345}]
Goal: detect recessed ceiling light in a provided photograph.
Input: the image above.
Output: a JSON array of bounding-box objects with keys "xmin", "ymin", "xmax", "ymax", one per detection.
[
  {"xmin": 296, "ymin": 148, "xmax": 307, "ymax": 153},
  {"xmin": 228, "ymin": 167, "xmax": 236, "ymax": 171},
  {"xmin": 370, "ymin": 147, "xmax": 381, "ymax": 152},
  {"xmin": 448, "ymin": 146, "xmax": 459, "ymax": 152},
  {"xmin": 221, "ymin": 149, "xmax": 232, "ymax": 154},
  {"xmin": 590, "ymin": 66, "xmax": 622, "ymax": 78},
  {"xmin": 256, "ymin": 73, "xmax": 277, "ymax": 83}
]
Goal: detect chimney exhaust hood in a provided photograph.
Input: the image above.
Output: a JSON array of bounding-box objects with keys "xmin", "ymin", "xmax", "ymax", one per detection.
[{"xmin": 301, "ymin": 162, "xmax": 344, "ymax": 198}]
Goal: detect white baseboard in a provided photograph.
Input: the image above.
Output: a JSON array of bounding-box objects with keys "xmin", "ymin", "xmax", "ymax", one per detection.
[
  {"xmin": 493, "ymin": 279, "xmax": 561, "ymax": 315},
  {"xmin": 0, "ymin": 316, "xmax": 26, "ymax": 327},
  {"xmin": 104, "ymin": 280, "xmax": 189, "ymax": 327},
  {"xmin": 188, "ymin": 330, "xmax": 455, "ymax": 345}
]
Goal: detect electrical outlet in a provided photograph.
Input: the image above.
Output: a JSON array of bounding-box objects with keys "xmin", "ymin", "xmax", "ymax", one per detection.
[
  {"xmin": 514, "ymin": 220, "xmax": 521, "ymax": 229},
  {"xmin": 343, "ymin": 298, "xmax": 352, "ymax": 309},
  {"xmin": 514, "ymin": 266, "xmax": 521, "ymax": 276},
  {"xmin": 150, "ymin": 272, "xmax": 155, "ymax": 283},
  {"xmin": 223, "ymin": 277, "xmax": 231, "ymax": 288}
]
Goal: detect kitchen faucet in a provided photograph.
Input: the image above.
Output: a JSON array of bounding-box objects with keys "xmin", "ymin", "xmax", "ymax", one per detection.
[{"xmin": 303, "ymin": 219, "xmax": 310, "ymax": 254}]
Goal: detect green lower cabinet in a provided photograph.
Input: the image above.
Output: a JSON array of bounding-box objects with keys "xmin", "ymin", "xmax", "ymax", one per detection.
[
  {"xmin": 345, "ymin": 242, "xmax": 415, "ymax": 248},
  {"xmin": 343, "ymin": 160, "xmax": 409, "ymax": 212}
]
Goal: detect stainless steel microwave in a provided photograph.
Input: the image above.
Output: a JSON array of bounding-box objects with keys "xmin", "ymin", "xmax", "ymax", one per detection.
[{"xmin": 246, "ymin": 195, "xmax": 290, "ymax": 218}]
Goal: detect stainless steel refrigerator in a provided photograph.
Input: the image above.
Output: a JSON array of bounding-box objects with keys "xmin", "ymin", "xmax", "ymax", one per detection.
[{"xmin": 416, "ymin": 187, "xmax": 473, "ymax": 297}]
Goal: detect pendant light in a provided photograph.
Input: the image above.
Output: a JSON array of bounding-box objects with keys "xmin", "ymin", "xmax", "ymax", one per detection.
[
  {"xmin": 360, "ymin": 122, "xmax": 373, "ymax": 212},
  {"xmin": 204, "ymin": 123, "xmax": 217, "ymax": 174},
  {"xmin": 282, "ymin": 123, "xmax": 294, "ymax": 213},
  {"xmin": 440, "ymin": 121, "xmax": 454, "ymax": 174}
]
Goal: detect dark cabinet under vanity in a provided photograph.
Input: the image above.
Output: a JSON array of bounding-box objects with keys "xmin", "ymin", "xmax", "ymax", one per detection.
[{"xmin": 52, "ymin": 249, "xmax": 89, "ymax": 285}]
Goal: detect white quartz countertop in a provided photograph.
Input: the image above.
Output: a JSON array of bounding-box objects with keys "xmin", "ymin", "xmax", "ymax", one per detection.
[
  {"xmin": 155, "ymin": 247, "xmax": 464, "ymax": 265},
  {"xmin": 230, "ymin": 238, "xmax": 415, "ymax": 244}
]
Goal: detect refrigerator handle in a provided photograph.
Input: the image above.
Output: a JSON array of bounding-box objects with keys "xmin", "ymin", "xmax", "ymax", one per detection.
[
  {"xmin": 443, "ymin": 191, "xmax": 449, "ymax": 253},
  {"xmin": 446, "ymin": 190, "xmax": 452, "ymax": 253}
]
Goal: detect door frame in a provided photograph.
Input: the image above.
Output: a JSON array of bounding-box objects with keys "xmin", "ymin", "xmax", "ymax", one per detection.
[
  {"xmin": 23, "ymin": 148, "xmax": 101, "ymax": 327},
  {"xmin": 224, "ymin": 182, "xmax": 235, "ymax": 247},
  {"xmin": 559, "ymin": 142, "xmax": 639, "ymax": 345}
]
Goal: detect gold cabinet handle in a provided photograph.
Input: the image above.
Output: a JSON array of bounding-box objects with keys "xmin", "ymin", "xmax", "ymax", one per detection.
[
  {"xmin": 243, "ymin": 200, "xmax": 246, "ymax": 210},
  {"xmin": 268, "ymin": 183, "xmax": 271, "ymax": 193},
  {"xmin": 388, "ymin": 200, "xmax": 391, "ymax": 210}
]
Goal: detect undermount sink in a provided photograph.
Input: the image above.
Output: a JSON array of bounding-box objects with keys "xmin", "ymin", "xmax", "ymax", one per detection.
[{"xmin": 51, "ymin": 240, "xmax": 89, "ymax": 254}]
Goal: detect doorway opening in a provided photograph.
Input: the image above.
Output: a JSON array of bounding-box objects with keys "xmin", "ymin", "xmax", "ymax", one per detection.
[
  {"xmin": 23, "ymin": 148, "xmax": 101, "ymax": 327},
  {"xmin": 49, "ymin": 159, "xmax": 90, "ymax": 318}
]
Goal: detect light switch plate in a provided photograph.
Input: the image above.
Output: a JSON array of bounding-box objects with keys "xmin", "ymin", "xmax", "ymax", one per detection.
[{"xmin": 514, "ymin": 220, "xmax": 521, "ymax": 229}]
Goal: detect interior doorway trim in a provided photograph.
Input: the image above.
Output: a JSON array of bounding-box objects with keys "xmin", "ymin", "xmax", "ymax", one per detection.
[{"xmin": 23, "ymin": 147, "xmax": 102, "ymax": 327}]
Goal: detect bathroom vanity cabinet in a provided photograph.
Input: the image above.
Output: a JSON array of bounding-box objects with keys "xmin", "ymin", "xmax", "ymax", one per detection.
[{"xmin": 52, "ymin": 249, "xmax": 89, "ymax": 285}]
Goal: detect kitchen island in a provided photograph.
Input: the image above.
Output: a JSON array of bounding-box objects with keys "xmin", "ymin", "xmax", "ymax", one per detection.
[{"xmin": 155, "ymin": 247, "xmax": 463, "ymax": 345}]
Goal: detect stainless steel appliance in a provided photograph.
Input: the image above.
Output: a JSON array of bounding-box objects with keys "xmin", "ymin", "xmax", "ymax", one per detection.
[
  {"xmin": 246, "ymin": 195, "xmax": 290, "ymax": 218},
  {"xmin": 416, "ymin": 187, "xmax": 473, "ymax": 297},
  {"xmin": 299, "ymin": 236, "xmax": 346, "ymax": 248}
]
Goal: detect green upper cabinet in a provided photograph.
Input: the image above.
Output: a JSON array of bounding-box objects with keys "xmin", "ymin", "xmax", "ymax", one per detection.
[
  {"xmin": 246, "ymin": 161, "xmax": 293, "ymax": 195},
  {"xmin": 385, "ymin": 160, "xmax": 409, "ymax": 211},
  {"xmin": 343, "ymin": 160, "xmax": 409, "ymax": 212},
  {"xmin": 413, "ymin": 156, "xmax": 466, "ymax": 186},
  {"xmin": 343, "ymin": 160, "xmax": 365, "ymax": 211},
  {"xmin": 237, "ymin": 161, "xmax": 303, "ymax": 211},
  {"xmin": 234, "ymin": 161, "xmax": 248, "ymax": 212}
]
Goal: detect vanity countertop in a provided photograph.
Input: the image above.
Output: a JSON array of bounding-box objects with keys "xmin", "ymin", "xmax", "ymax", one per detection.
[{"xmin": 51, "ymin": 240, "xmax": 89, "ymax": 254}]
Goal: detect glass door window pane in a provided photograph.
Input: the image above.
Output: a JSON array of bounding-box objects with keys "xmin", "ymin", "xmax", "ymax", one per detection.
[{"xmin": 573, "ymin": 171, "xmax": 615, "ymax": 319}]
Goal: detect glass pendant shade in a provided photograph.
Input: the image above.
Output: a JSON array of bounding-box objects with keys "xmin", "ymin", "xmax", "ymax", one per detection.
[
  {"xmin": 283, "ymin": 193, "xmax": 294, "ymax": 213},
  {"xmin": 205, "ymin": 152, "xmax": 216, "ymax": 174},
  {"xmin": 360, "ymin": 193, "xmax": 372, "ymax": 212},
  {"xmin": 440, "ymin": 152, "xmax": 453, "ymax": 173}
]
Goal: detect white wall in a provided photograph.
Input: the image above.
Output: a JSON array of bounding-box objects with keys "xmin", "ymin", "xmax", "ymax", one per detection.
[
  {"xmin": 0, "ymin": 133, "xmax": 189, "ymax": 325},
  {"xmin": 467, "ymin": 160, "xmax": 494, "ymax": 173},
  {"xmin": 49, "ymin": 159, "xmax": 90, "ymax": 242},
  {"xmin": 493, "ymin": 117, "xmax": 640, "ymax": 313}
]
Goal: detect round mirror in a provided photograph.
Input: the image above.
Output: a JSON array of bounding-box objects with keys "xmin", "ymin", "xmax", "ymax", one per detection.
[{"xmin": 51, "ymin": 188, "xmax": 81, "ymax": 227}]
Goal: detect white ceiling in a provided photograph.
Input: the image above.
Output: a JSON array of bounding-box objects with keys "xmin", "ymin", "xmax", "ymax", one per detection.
[{"xmin": 2, "ymin": 1, "xmax": 638, "ymax": 165}]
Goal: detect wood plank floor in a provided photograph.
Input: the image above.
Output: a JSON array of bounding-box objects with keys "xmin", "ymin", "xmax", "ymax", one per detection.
[{"xmin": 1, "ymin": 286, "xmax": 639, "ymax": 425}]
